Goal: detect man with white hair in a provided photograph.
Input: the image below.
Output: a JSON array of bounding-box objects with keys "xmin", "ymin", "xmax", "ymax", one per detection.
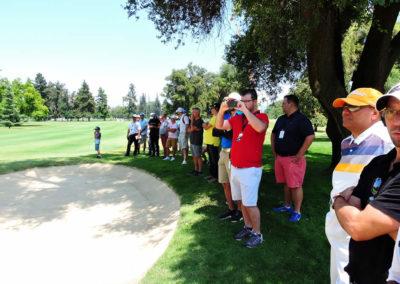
[{"xmin": 125, "ymin": 114, "xmax": 141, "ymax": 157}]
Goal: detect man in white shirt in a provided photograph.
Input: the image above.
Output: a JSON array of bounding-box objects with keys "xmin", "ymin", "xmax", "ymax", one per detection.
[
  {"xmin": 164, "ymin": 115, "xmax": 179, "ymax": 161},
  {"xmin": 177, "ymin": 107, "xmax": 190, "ymax": 165},
  {"xmin": 125, "ymin": 114, "xmax": 142, "ymax": 157}
]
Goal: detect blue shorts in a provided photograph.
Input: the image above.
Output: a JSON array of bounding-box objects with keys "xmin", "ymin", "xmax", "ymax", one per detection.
[{"xmin": 95, "ymin": 143, "xmax": 100, "ymax": 151}]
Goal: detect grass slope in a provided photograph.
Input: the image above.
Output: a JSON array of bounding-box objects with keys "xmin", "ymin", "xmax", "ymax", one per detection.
[{"xmin": 0, "ymin": 120, "xmax": 332, "ymax": 283}]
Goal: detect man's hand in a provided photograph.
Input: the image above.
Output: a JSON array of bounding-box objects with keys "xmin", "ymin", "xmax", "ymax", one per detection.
[
  {"xmin": 291, "ymin": 154, "xmax": 302, "ymax": 163},
  {"xmin": 340, "ymin": 186, "xmax": 355, "ymax": 201}
]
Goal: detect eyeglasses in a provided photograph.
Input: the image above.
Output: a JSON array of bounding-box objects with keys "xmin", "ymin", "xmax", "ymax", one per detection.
[
  {"xmin": 241, "ymin": 99, "xmax": 254, "ymax": 103},
  {"xmin": 342, "ymin": 105, "xmax": 361, "ymax": 112},
  {"xmin": 381, "ymin": 109, "xmax": 400, "ymax": 120}
]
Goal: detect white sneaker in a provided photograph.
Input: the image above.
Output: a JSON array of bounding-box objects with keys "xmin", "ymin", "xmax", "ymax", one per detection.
[
  {"xmin": 182, "ymin": 160, "xmax": 187, "ymax": 165},
  {"xmin": 171, "ymin": 157, "xmax": 175, "ymax": 161},
  {"xmin": 163, "ymin": 157, "xmax": 170, "ymax": 161}
]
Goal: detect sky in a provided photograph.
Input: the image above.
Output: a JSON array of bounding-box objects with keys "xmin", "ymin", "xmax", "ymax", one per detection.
[{"xmin": 0, "ymin": 0, "xmax": 236, "ymax": 107}]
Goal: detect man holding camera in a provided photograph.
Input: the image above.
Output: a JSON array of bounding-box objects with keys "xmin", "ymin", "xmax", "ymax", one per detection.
[{"xmin": 216, "ymin": 89, "xmax": 269, "ymax": 248}]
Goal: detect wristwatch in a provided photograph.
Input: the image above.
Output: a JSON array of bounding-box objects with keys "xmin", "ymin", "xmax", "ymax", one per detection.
[{"xmin": 329, "ymin": 194, "xmax": 345, "ymax": 209}]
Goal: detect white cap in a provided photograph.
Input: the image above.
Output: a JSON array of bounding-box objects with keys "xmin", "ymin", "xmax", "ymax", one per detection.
[
  {"xmin": 170, "ymin": 114, "xmax": 177, "ymax": 119},
  {"xmin": 225, "ymin": 92, "xmax": 241, "ymax": 101},
  {"xmin": 376, "ymin": 83, "xmax": 400, "ymax": 111}
]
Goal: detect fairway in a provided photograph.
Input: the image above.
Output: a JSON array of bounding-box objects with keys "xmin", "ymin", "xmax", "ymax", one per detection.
[
  {"xmin": 0, "ymin": 120, "xmax": 128, "ymax": 162},
  {"xmin": 0, "ymin": 120, "xmax": 333, "ymax": 283}
]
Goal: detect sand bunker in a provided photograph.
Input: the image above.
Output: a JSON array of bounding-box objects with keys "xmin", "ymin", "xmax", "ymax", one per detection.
[{"xmin": 0, "ymin": 163, "xmax": 180, "ymax": 284}]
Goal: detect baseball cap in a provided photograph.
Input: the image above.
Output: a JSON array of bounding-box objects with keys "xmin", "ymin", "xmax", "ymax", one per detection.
[
  {"xmin": 94, "ymin": 126, "xmax": 100, "ymax": 130},
  {"xmin": 170, "ymin": 114, "xmax": 177, "ymax": 119},
  {"xmin": 332, "ymin": 88, "xmax": 382, "ymax": 108},
  {"xmin": 132, "ymin": 114, "xmax": 135, "ymax": 118},
  {"xmin": 376, "ymin": 83, "xmax": 400, "ymax": 111},
  {"xmin": 224, "ymin": 92, "xmax": 241, "ymax": 101},
  {"xmin": 176, "ymin": 107, "xmax": 184, "ymax": 113},
  {"xmin": 139, "ymin": 112, "xmax": 145, "ymax": 116}
]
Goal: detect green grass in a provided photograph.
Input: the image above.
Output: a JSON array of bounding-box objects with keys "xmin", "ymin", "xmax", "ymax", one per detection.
[{"xmin": 0, "ymin": 120, "xmax": 332, "ymax": 283}]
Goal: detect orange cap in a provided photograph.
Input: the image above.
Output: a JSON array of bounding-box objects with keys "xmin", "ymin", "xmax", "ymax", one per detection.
[{"xmin": 332, "ymin": 88, "xmax": 382, "ymax": 108}]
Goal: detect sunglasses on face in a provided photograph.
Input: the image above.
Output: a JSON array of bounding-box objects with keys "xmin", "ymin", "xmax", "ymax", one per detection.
[{"xmin": 342, "ymin": 105, "xmax": 361, "ymax": 112}]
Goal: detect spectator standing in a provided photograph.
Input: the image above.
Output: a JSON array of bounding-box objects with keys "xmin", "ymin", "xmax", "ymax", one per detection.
[
  {"xmin": 148, "ymin": 114, "xmax": 161, "ymax": 157},
  {"xmin": 203, "ymin": 103, "xmax": 221, "ymax": 183},
  {"xmin": 388, "ymin": 227, "xmax": 400, "ymax": 283},
  {"xmin": 94, "ymin": 126, "xmax": 101, "ymax": 159},
  {"xmin": 177, "ymin": 107, "xmax": 190, "ymax": 165},
  {"xmin": 164, "ymin": 115, "xmax": 178, "ymax": 161},
  {"xmin": 189, "ymin": 107, "xmax": 204, "ymax": 176},
  {"xmin": 271, "ymin": 95, "xmax": 315, "ymax": 222},
  {"xmin": 216, "ymin": 89, "xmax": 269, "ymax": 248},
  {"xmin": 138, "ymin": 112, "xmax": 148, "ymax": 154},
  {"xmin": 217, "ymin": 92, "xmax": 242, "ymax": 222},
  {"xmin": 160, "ymin": 113, "xmax": 169, "ymax": 158},
  {"xmin": 325, "ymin": 88, "xmax": 393, "ymax": 284},
  {"xmin": 125, "ymin": 114, "xmax": 141, "ymax": 157},
  {"xmin": 334, "ymin": 83, "xmax": 400, "ymax": 283}
]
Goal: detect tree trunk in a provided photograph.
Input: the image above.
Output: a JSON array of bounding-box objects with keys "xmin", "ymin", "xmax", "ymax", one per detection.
[
  {"xmin": 304, "ymin": 4, "xmax": 350, "ymax": 168},
  {"xmin": 351, "ymin": 3, "xmax": 400, "ymax": 92}
]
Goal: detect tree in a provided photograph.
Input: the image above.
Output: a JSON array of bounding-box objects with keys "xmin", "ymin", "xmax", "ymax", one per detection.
[
  {"xmin": 0, "ymin": 77, "xmax": 11, "ymax": 103},
  {"xmin": 138, "ymin": 93, "xmax": 147, "ymax": 115},
  {"xmin": 0, "ymin": 85, "xmax": 20, "ymax": 128},
  {"xmin": 110, "ymin": 106, "xmax": 128, "ymax": 118},
  {"xmin": 265, "ymin": 101, "xmax": 283, "ymax": 119},
  {"xmin": 95, "ymin": 87, "xmax": 110, "ymax": 120},
  {"xmin": 153, "ymin": 95, "xmax": 162, "ymax": 116},
  {"xmin": 123, "ymin": 83, "xmax": 137, "ymax": 117},
  {"xmin": 11, "ymin": 79, "xmax": 48, "ymax": 120},
  {"xmin": 74, "ymin": 81, "xmax": 95, "ymax": 121},
  {"xmin": 33, "ymin": 73, "xmax": 49, "ymax": 104},
  {"xmin": 125, "ymin": 0, "xmax": 400, "ymax": 166}
]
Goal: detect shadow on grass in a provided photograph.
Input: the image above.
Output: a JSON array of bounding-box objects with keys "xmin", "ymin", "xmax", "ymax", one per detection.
[{"xmin": 1, "ymin": 148, "xmax": 332, "ymax": 283}]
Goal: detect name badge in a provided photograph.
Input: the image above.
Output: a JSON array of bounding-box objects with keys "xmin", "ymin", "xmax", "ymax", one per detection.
[{"xmin": 279, "ymin": 130, "xmax": 285, "ymax": 139}]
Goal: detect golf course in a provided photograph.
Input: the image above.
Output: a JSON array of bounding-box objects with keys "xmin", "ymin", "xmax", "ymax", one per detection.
[{"xmin": 0, "ymin": 120, "xmax": 332, "ymax": 283}]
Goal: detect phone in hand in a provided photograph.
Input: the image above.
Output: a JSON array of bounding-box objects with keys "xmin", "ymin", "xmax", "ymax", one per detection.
[{"xmin": 227, "ymin": 100, "xmax": 238, "ymax": 108}]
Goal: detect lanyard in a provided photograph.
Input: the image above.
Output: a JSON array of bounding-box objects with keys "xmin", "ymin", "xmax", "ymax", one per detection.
[{"xmin": 241, "ymin": 111, "xmax": 260, "ymax": 132}]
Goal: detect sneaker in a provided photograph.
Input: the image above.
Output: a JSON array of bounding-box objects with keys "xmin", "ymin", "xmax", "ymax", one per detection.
[
  {"xmin": 96, "ymin": 155, "xmax": 102, "ymax": 159},
  {"xmin": 289, "ymin": 211, "xmax": 301, "ymax": 222},
  {"xmin": 171, "ymin": 157, "xmax": 175, "ymax": 161},
  {"xmin": 163, "ymin": 157, "xmax": 170, "ymax": 161},
  {"xmin": 245, "ymin": 231, "xmax": 263, "ymax": 248},
  {"xmin": 230, "ymin": 210, "xmax": 243, "ymax": 223},
  {"xmin": 204, "ymin": 175, "xmax": 213, "ymax": 180},
  {"xmin": 234, "ymin": 226, "xmax": 252, "ymax": 241},
  {"xmin": 219, "ymin": 209, "xmax": 235, "ymax": 220},
  {"xmin": 182, "ymin": 160, "xmax": 187, "ymax": 165},
  {"xmin": 196, "ymin": 171, "xmax": 203, "ymax": 176},
  {"xmin": 273, "ymin": 205, "xmax": 294, "ymax": 213},
  {"xmin": 207, "ymin": 177, "xmax": 218, "ymax": 183}
]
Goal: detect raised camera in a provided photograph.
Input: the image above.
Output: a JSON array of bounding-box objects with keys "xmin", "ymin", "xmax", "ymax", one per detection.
[{"xmin": 227, "ymin": 100, "xmax": 237, "ymax": 108}]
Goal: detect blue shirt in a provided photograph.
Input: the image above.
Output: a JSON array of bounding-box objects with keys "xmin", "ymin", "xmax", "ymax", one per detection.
[
  {"xmin": 139, "ymin": 119, "xmax": 148, "ymax": 135},
  {"xmin": 221, "ymin": 113, "xmax": 233, "ymax": 149}
]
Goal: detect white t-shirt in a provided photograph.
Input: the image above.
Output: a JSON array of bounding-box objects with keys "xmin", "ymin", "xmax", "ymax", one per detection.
[
  {"xmin": 388, "ymin": 228, "xmax": 400, "ymax": 282},
  {"xmin": 168, "ymin": 122, "xmax": 178, "ymax": 139},
  {"xmin": 179, "ymin": 115, "xmax": 189, "ymax": 133},
  {"xmin": 128, "ymin": 121, "xmax": 141, "ymax": 135}
]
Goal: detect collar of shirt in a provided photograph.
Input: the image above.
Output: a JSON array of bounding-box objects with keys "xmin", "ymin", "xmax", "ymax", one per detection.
[{"xmin": 349, "ymin": 121, "xmax": 385, "ymax": 145}]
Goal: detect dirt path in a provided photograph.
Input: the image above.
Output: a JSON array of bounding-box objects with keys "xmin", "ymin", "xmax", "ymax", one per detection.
[{"xmin": 0, "ymin": 163, "xmax": 180, "ymax": 284}]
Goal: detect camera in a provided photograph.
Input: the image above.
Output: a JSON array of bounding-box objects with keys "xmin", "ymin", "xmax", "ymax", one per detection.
[{"xmin": 227, "ymin": 100, "xmax": 238, "ymax": 108}]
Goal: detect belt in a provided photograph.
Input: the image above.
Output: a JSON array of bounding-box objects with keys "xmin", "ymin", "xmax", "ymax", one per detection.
[
  {"xmin": 222, "ymin": 148, "xmax": 231, "ymax": 153},
  {"xmin": 278, "ymin": 153, "xmax": 294, "ymax": 157}
]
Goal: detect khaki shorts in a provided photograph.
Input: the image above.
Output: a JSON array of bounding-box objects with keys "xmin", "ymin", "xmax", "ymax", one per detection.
[
  {"xmin": 218, "ymin": 149, "xmax": 231, "ymax": 183},
  {"xmin": 166, "ymin": 138, "xmax": 178, "ymax": 149}
]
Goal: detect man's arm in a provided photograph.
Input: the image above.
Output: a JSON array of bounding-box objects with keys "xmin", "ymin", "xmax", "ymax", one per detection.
[
  {"xmin": 238, "ymin": 101, "xmax": 267, "ymax": 133},
  {"xmin": 215, "ymin": 101, "xmax": 232, "ymax": 130},
  {"xmin": 292, "ymin": 134, "xmax": 315, "ymax": 162},
  {"xmin": 334, "ymin": 198, "xmax": 400, "ymax": 241}
]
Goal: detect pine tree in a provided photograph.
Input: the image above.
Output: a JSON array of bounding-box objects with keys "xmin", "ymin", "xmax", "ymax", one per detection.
[
  {"xmin": 0, "ymin": 85, "xmax": 20, "ymax": 128},
  {"xmin": 96, "ymin": 87, "xmax": 109, "ymax": 120},
  {"xmin": 123, "ymin": 83, "xmax": 137, "ymax": 117},
  {"xmin": 74, "ymin": 81, "xmax": 95, "ymax": 121}
]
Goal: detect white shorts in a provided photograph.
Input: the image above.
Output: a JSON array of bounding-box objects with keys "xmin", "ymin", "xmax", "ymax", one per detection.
[
  {"xmin": 178, "ymin": 133, "xmax": 188, "ymax": 149},
  {"xmin": 230, "ymin": 166, "xmax": 262, "ymax": 206}
]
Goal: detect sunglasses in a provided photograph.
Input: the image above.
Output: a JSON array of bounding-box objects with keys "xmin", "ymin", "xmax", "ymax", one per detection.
[{"xmin": 342, "ymin": 105, "xmax": 361, "ymax": 112}]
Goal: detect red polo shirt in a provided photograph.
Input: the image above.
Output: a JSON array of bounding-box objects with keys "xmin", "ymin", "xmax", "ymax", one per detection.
[{"xmin": 228, "ymin": 111, "xmax": 269, "ymax": 168}]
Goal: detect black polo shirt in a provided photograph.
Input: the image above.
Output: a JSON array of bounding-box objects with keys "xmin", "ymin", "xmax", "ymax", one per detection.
[
  {"xmin": 149, "ymin": 118, "xmax": 161, "ymax": 137},
  {"xmin": 272, "ymin": 110, "xmax": 314, "ymax": 156},
  {"xmin": 345, "ymin": 148, "xmax": 400, "ymax": 283}
]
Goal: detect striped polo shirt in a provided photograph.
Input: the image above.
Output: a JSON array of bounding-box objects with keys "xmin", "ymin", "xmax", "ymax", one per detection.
[{"xmin": 330, "ymin": 121, "xmax": 394, "ymax": 199}]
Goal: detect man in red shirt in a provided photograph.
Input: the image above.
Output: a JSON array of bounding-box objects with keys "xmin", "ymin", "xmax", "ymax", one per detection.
[{"xmin": 216, "ymin": 89, "xmax": 269, "ymax": 248}]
